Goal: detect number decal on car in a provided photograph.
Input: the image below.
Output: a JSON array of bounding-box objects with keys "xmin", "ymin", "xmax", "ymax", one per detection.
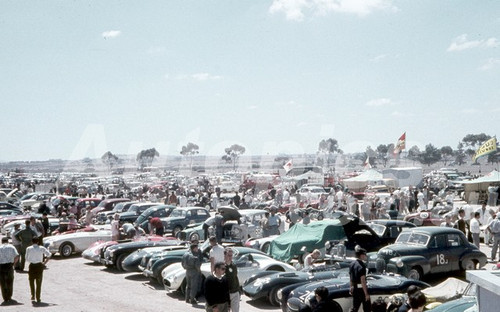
[{"xmin": 436, "ymin": 254, "xmax": 448, "ymax": 265}]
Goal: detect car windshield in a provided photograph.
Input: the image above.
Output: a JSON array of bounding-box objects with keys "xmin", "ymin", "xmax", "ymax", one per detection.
[
  {"xmin": 128, "ymin": 205, "xmax": 140, "ymax": 213},
  {"xmin": 369, "ymin": 224, "xmax": 386, "ymax": 237},
  {"xmin": 170, "ymin": 209, "xmax": 186, "ymax": 218},
  {"xmin": 395, "ymin": 232, "xmax": 430, "ymax": 246},
  {"xmin": 112, "ymin": 203, "xmax": 125, "ymax": 212}
]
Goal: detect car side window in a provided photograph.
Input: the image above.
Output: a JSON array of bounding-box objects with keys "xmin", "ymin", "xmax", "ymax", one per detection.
[
  {"xmin": 447, "ymin": 234, "xmax": 461, "ymax": 247},
  {"xmin": 430, "ymin": 235, "xmax": 446, "ymax": 249}
]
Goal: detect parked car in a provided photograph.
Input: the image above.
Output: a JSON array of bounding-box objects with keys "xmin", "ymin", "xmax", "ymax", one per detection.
[
  {"xmin": 163, "ymin": 248, "xmax": 295, "ymax": 294},
  {"xmin": 245, "ymin": 235, "xmax": 280, "ymax": 254},
  {"xmin": 0, "ymin": 201, "xmax": 21, "ymax": 211},
  {"xmin": 404, "ymin": 210, "xmax": 445, "ymax": 226},
  {"xmin": 44, "ymin": 228, "xmax": 113, "ymax": 257},
  {"xmin": 243, "ymin": 265, "xmax": 350, "ymax": 306},
  {"xmin": 19, "ymin": 193, "xmax": 55, "ymax": 210},
  {"xmin": 134, "ymin": 204, "xmax": 176, "ymax": 232},
  {"xmin": 368, "ymin": 227, "xmax": 488, "ymax": 280},
  {"xmin": 284, "ymin": 273, "xmax": 429, "ymax": 312},
  {"xmin": 95, "ymin": 201, "xmax": 137, "ymax": 224},
  {"xmin": 121, "ymin": 244, "xmax": 188, "ymax": 272},
  {"xmin": 118, "ymin": 202, "xmax": 159, "ymax": 224},
  {"xmin": 367, "ymin": 219, "xmax": 417, "ymax": 246},
  {"xmin": 100, "ymin": 236, "xmax": 181, "ymax": 271},
  {"xmin": 92, "ymin": 198, "xmax": 131, "ymax": 217},
  {"xmin": 162, "ymin": 206, "xmax": 210, "ymax": 237}
]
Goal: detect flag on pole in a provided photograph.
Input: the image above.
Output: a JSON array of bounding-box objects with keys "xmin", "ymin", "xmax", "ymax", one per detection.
[
  {"xmin": 393, "ymin": 132, "xmax": 406, "ymax": 154},
  {"xmin": 472, "ymin": 137, "xmax": 497, "ymax": 162},
  {"xmin": 283, "ymin": 159, "xmax": 293, "ymax": 173},
  {"xmin": 364, "ymin": 157, "xmax": 372, "ymax": 169}
]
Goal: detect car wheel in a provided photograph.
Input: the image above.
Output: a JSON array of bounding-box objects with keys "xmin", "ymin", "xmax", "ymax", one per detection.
[
  {"xmin": 462, "ymin": 259, "xmax": 477, "ymax": 270},
  {"xmin": 115, "ymin": 253, "xmax": 129, "ymax": 271},
  {"xmin": 407, "ymin": 267, "xmax": 423, "ymax": 280},
  {"xmin": 269, "ymin": 287, "xmax": 281, "ymax": 306},
  {"xmin": 261, "ymin": 242, "xmax": 271, "ymax": 253},
  {"xmin": 173, "ymin": 226, "xmax": 182, "ymax": 237},
  {"xmin": 189, "ymin": 232, "xmax": 200, "ymax": 242},
  {"xmin": 60, "ymin": 243, "xmax": 74, "ymax": 257}
]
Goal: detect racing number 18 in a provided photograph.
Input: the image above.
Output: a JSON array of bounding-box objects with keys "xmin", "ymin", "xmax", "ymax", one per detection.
[{"xmin": 437, "ymin": 254, "xmax": 448, "ymax": 265}]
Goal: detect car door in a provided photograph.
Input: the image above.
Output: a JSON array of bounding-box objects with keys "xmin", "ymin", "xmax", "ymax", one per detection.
[
  {"xmin": 195, "ymin": 209, "xmax": 209, "ymax": 224},
  {"xmin": 428, "ymin": 234, "xmax": 453, "ymax": 274}
]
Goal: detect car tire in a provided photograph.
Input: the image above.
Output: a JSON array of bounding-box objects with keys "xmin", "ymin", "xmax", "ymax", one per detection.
[
  {"xmin": 462, "ymin": 259, "xmax": 477, "ymax": 270},
  {"xmin": 115, "ymin": 253, "xmax": 129, "ymax": 271},
  {"xmin": 269, "ymin": 287, "xmax": 281, "ymax": 306},
  {"xmin": 189, "ymin": 232, "xmax": 200, "ymax": 242},
  {"xmin": 407, "ymin": 267, "xmax": 423, "ymax": 280},
  {"xmin": 60, "ymin": 243, "xmax": 74, "ymax": 257},
  {"xmin": 173, "ymin": 226, "xmax": 182, "ymax": 237}
]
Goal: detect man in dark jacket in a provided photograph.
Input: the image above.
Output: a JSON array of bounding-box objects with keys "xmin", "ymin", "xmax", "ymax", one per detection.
[
  {"xmin": 182, "ymin": 243, "xmax": 202, "ymax": 305},
  {"xmin": 14, "ymin": 220, "xmax": 37, "ymax": 271},
  {"xmin": 204, "ymin": 262, "xmax": 229, "ymax": 312}
]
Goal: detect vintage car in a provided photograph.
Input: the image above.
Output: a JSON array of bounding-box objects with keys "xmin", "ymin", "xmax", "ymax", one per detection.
[
  {"xmin": 284, "ymin": 273, "xmax": 429, "ymax": 312},
  {"xmin": 404, "ymin": 210, "xmax": 445, "ymax": 226},
  {"xmin": 95, "ymin": 201, "xmax": 137, "ymax": 224},
  {"xmin": 178, "ymin": 207, "xmax": 274, "ymax": 244},
  {"xmin": 368, "ymin": 227, "xmax": 488, "ymax": 280},
  {"xmin": 243, "ymin": 265, "xmax": 350, "ymax": 306},
  {"xmin": 82, "ymin": 240, "xmax": 118, "ymax": 263},
  {"xmin": 0, "ymin": 201, "xmax": 22, "ymax": 211},
  {"xmin": 44, "ymin": 228, "xmax": 113, "ymax": 257},
  {"xmin": 2, "ymin": 216, "xmax": 59, "ymax": 237},
  {"xmin": 367, "ymin": 219, "xmax": 417, "ymax": 246},
  {"xmin": 121, "ymin": 244, "xmax": 188, "ymax": 272},
  {"xmin": 92, "ymin": 198, "xmax": 131, "ymax": 219},
  {"xmin": 245, "ymin": 235, "xmax": 280, "ymax": 253},
  {"xmin": 269, "ymin": 213, "xmax": 382, "ymax": 263},
  {"xmin": 19, "ymin": 192, "xmax": 55, "ymax": 210},
  {"xmin": 141, "ymin": 240, "xmax": 212, "ymax": 284},
  {"xmin": 163, "ymin": 248, "xmax": 295, "ymax": 294},
  {"xmin": 118, "ymin": 202, "xmax": 160, "ymax": 224},
  {"xmin": 162, "ymin": 206, "xmax": 210, "ymax": 237},
  {"xmin": 134, "ymin": 204, "xmax": 176, "ymax": 232},
  {"xmin": 100, "ymin": 236, "xmax": 181, "ymax": 271}
]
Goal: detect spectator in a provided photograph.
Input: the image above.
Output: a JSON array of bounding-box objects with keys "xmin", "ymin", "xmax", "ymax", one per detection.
[
  {"xmin": 397, "ymin": 285, "xmax": 421, "ymax": 312},
  {"xmin": 182, "ymin": 242, "xmax": 202, "ymax": 305},
  {"xmin": 349, "ymin": 246, "xmax": 370, "ymax": 312},
  {"xmin": 209, "ymin": 236, "xmax": 224, "ymax": 273},
  {"xmin": 488, "ymin": 213, "xmax": 500, "ymax": 261},
  {"xmin": 149, "ymin": 217, "xmax": 164, "ymax": 236},
  {"xmin": 15, "ymin": 220, "xmax": 37, "ymax": 272},
  {"xmin": 470, "ymin": 212, "xmax": 481, "ymax": 248},
  {"xmin": 25, "ymin": 237, "xmax": 51, "ymax": 303},
  {"xmin": 111, "ymin": 213, "xmax": 120, "ymax": 241},
  {"xmin": 224, "ymin": 247, "xmax": 239, "ymax": 312},
  {"xmin": 0, "ymin": 237, "xmax": 19, "ymax": 304},
  {"xmin": 260, "ymin": 212, "xmax": 270, "ymax": 237},
  {"xmin": 407, "ymin": 291, "xmax": 426, "ymax": 312},
  {"xmin": 204, "ymin": 262, "xmax": 229, "ymax": 312},
  {"xmin": 10, "ymin": 224, "xmax": 22, "ymax": 270},
  {"xmin": 304, "ymin": 249, "xmax": 321, "ymax": 270},
  {"xmin": 301, "ymin": 211, "xmax": 311, "ymax": 225},
  {"xmin": 268, "ymin": 207, "xmax": 281, "ymax": 235},
  {"xmin": 311, "ymin": 286, "xmax": 340, "ymax": 312}
]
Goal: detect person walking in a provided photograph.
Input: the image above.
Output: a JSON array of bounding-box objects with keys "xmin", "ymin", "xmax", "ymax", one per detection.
[
  {"xmin": 0, "ymin": 237, "xmax": 19, "ymax": 304},
  {"xmin": 25, "ymin": 237, "xmax": 51, "ymax": 303},
  {"xmin": 15, "ymin": 220, "xmax": 37, "ymax": 272},
  {"xmin": 204, "ymin": 262, "xmax": 229, "ymax": 312},
  {"xmin": 182, "ymin": 242, "xmax": 202, "ymax": 305},
  {"xmin": 224, "ymin": 247, "xmax": 239, "ymax": 312},
  {"xmin": 349, "ymin": 246, "xmax": 370, "ymax": 312},
  {"xmin": 9, "ymin": 224, "xmax": 22, "ymax": 271},
  {"xmin": 487, "ymin": 213, "xmax": 500, "ymax": 261}
]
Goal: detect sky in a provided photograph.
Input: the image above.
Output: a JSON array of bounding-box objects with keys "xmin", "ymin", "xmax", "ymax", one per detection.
[{"xmin": 1, "ymin": 0, "xmax": 499, "ymax": 161}]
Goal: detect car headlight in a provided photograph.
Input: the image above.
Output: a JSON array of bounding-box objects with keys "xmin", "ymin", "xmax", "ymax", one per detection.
[
  {"xmin": 396, "ymin": 259, "xmax": 404, "ymax": 268},
  {"xmin": 277, "ymin": 289, "xmax": 283, "ymax": 301},
  {"xmin": 109, "ymin": 250, "xmax": 115, "ymax": 258}
]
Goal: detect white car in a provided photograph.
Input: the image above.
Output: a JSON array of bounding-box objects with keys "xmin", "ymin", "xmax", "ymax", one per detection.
[
  {"xmin": 44, "ymin": 228, "xmax": 113, "ymax": 257},
  {"xmin": 163, "ymin": 248, "xmax": 295, "ymax": 293},
  {"xmin": 20, "ymin": 193, "xmax": 55, "ymax": 210}
]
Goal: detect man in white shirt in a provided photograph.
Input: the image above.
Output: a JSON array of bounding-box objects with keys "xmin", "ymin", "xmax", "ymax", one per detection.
[
  {"xmin": 0, "ymin": 237, "xmax": 19, "ymax": 304},
  {"xmin": 470, "ymin": 212, "xmax": 481, "ymax": 248},
  {"xmin": 208, "ymin": 236, "xmax": 224, "ymax": 273},
  {"xmin": 25, "ymin": 237, "xmax": 51, "ymax": 303}
]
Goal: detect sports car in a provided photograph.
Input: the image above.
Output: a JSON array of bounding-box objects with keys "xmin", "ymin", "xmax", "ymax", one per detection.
[
  {"xmin": 284, "ymin": 273, "xmax": 429, "ymax": 312},
  {"xmin": 163, "ymin": 248, "xmax": 295, "ymax": 294},
  {"xmin": 243, "ymin": 265, "xmax": 350, "ymax": 306},
  {"xmin": 121, "ymin": 244, "xmax": 188, "ymax": 272},
  {"xmin": 44, "ymin": 228, "xmax": 113, "ymax": 257}
]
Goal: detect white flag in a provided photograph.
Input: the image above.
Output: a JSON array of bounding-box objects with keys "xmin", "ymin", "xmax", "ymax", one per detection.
[{"xmin": 283, "ymin": 160, "xmax": 293, "ymax": 173}]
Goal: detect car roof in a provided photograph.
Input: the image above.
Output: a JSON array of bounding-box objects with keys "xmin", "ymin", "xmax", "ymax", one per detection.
[{"xmin": 402, "ymin": 226, "xmax": 462, "ymax": 235}]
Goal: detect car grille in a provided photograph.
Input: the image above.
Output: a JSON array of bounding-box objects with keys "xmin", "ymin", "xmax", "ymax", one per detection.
[{"xmin": 375, "ymin": 258, "xmax": 386, "ymax": 273}]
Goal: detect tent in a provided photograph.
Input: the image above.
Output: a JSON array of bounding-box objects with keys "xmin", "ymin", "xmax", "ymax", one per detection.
[
  {"xmin": 342, "ymin": 169, "xmax": 384, "ymax": 191},
  {"xmin": 461, "ymin": 170, "xmax": 500, "ymax": 203},
  {"xmin": 269, "ymin": 220, "xmax": 346, "ymax": 263}
]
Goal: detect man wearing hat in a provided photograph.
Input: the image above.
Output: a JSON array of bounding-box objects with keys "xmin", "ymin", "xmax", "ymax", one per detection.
[
  {"xmin": 349, "ymin": 246, "xmax": 370, "ymax": 312},
  {"xmin": 0, "ymin": 237, "xmax": 19, "ymax": 304}
]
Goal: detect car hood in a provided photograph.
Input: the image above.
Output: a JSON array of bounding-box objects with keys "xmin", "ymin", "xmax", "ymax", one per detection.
[
  {"xmin": 377, "ymin": 244, "xmax": 427, "ymax": 258},
  {"xmin": 219, "ymin": 206, "xmax": 241, "ymax": 220}
]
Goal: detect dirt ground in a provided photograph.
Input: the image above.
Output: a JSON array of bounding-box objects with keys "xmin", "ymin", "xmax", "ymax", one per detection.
[{"xmin": 0, "ymin": 248, "xmax": 278, "ymax": 312}]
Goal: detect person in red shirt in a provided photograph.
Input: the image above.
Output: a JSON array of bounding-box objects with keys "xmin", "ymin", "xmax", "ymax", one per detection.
[{"xmin": 149, "ymin": 217, "xmax": 164, "ymax": 236}]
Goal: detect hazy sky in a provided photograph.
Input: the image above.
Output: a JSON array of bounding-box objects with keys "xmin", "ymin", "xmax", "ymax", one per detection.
[{"xmin": 1, "ymin": 1, "xmax": 499, "ymax": 161}]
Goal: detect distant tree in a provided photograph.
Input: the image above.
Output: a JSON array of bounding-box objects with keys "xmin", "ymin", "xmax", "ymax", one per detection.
[
  {"xmin": 101, "ymin": 151, "xmax": 119, "ymax": 172},
  {"xmin": 136, "ymin": 148, "xmax": 159, "ymax": 170},
  {"xmin": 419, "ymin": 144, "xmax": 442, "ymax": 166},
  {"xmin": 222, "ymin": 144, "xmax": 245, "ymax": 171},
  {"xmin": 318, "ymin": 138, "xmax": 342, "ymax": 168},
  {"xmin": 455, "ymin": 142, "xmax": 467, "ymax": 165},
  {"xmin": 376, "ymin": 144, "xmax": 394, "ymax": 167},
  {"xmin": 461, "ymin": 133, "xmax": 492, "ymax": 159},
  {"xmin": 407, "ymin": 145, "xmax": 421, "ymax": 164},
  {"xmin": 180, "ymin": 142, "xmax": 199, "ymax": 172},
  {"xmin": 440, "ymin": 146, "xmax": 454, "ymax": 166}
]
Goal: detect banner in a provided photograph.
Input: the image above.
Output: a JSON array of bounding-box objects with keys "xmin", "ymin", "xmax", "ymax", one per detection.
[
  {"xmin": 472, "ymin": 137, "xmax": 497, "ymax": 162},
  {"xmin": 283, "ymin": 160, "xmax": 293, "ymax": 173}
]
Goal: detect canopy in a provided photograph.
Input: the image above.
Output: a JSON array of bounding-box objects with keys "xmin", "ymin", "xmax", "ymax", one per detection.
[
  {"xmin": 269, "ymin": 219, "xmax": 346, "ymax": 263},
  {"xmin": 342, "ymin": 169, "xmax": 384, "ymax": 191},
  {"xmin": 461, "ymin": 170, "xmax": 500, "ymax": 202}
]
